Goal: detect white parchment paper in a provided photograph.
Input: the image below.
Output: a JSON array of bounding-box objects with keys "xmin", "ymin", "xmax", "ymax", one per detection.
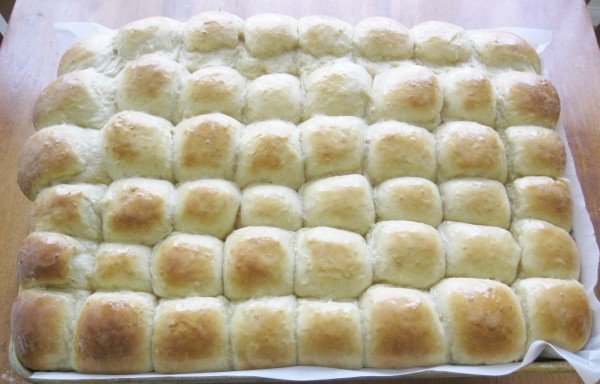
[{"xmin": 30, "ymin": 23, "xmax": 600, "ymax": 383}]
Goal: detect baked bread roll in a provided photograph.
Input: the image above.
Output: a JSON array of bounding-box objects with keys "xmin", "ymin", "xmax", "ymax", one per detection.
[
  {"xmin": 102, "ymin": 110, "xmax": 174, "ymax": 181},
  {"xmin": 58, "ymin": 34, "xmax": 123, "ymax": 77},
  {"xmin": 438, "ymin": 221, "xmax": 520, "ymax": 284},
  {"xmin": 243, "ymin": 73, "xmax": 303, "ymax": 123},
  {"xmin": 298, "ymin": 15, "xmax": 353, "ymax": 58},
  {"xmin": 295, "ymin": 227, "xmax": 372, "ymax": 298},
  {"xmin": 152, "ymin": 297, "xmax": 231, "ymax": 373},
  {"xmin": 431, "ymin": 278, "xmax": 527, "ymax": 364},
  {"xmin": 301, "ymin": 174, "xmax": 375, "ymax": 235},
  {"xmin": 368, "ymin": 221, "xmax": 445, "ymax": 289},
  {"xmin": 17, "ymin": 232, "xmax": 95, "ymax": 290},
  {"xmin": 507, "ymin": 176, "xmax": 573, "ymax": 231},
  {"xmin": 151, "ymin": 233, "xmax": 223, "ymax": 298},
  {"xmin": 361, "ymin": 285, "xmax": 449, "ymax": 368},
  {"xmin": 435, "ymin": 121, "xmax": 507, "ymax": 183},
  {"xmin": 353, "ymin": 17, "xmax": 413, "ymax": 61},
  {"xmin": 365, "ymin": 121, "xmax": 436, "ymax": 184},
  {"xmin": 223, "ymin": 227, "xmax": 295, "ymax": 299},
  {"xmin": 411, "ymin": 21, "xmax": 471, "ymax": 66},
  {"xmin": 93, "ymin": 243, "xmax": 152, "ymax": 292},
  {"xmin": 440, "ymin": 178, "xmax": 511, "ymax": 228},
  {"xmin": 173, "ymin": 113, "xmax": 240, "ymax": 182},
  {"xmin": 174, "ymin": 179, "xmax": 240, "ymax": 239},
  {"xmin": 102, "ymin": 178, "xmax": 174, "ymax": 246},
  {"xmin": 373, "ymin": 177, "xmax": 443, "ymax": 226},
  {"xmin": 300, "ymin": 116, "xmax": 366, "ymax": 181},
  {"xmin": 230, "ymin": 296, "xmax": 296, "ymax": 370},
  {"xmin": 470, "ymin": 30, "xmax": 541, "ymax": 74},
  {"xmin": 512, "ymin": 278, "xmax": 592, "ymax": 352},
  {"xmin": 115, "ymin": 17, "xmax": 182, "ymax": 61},
  {"xmin": 297, "ymin": 299, "xmax": 362, "ymax": 369},
  {"xmin": 238, "ymin": 184, "xmax": 302, "ymax": 231},
  {"xmin": 73, "ymin": 291, "xmax": 155, "ymax": 373},
  {"xmin": 511, "ymin": 219, "xmax": 580, "ymax": 279}
]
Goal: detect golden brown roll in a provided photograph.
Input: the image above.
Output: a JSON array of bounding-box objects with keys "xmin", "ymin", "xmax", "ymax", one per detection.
[
  {"xmin": 115, "ymin": 16, "xmax": 182, "ymax": 61},
  {"xmin": 470, "ymin": 30, "xmax": 541, "ymax": 74},
  {"xmin": 152, "ymin": 297, "xmax": 231, "ymax": 373},
  {"xmin": 368, "ymin": 220, "xmax": 445, "ymax": 289},
  {"xmin": 298, "ymin": 15, "xmax": 353, "ymax": 58},
  {"xmin": 431, "ymin": 278, "xmax": 527, "ymax": 364},
  {"xmin": 295, "ymin": 227, "xmax": 372, "ymax": 298},
  {"xmin": 72, "ymin": 291, "xmax": 155, "ymax": 373},
  {"xmin": 411, "ymin": 21, "xmax": 471, "ymax": 66},
  {"xmin": 365, "ymin": 121, "xmax": 436, "ymax": 184},
  {"xmin": 512, "ymin": 278, "xmax": 592, "ymax": 352},
  {"xmin": 93, "ymin": 243, "xmax": 153, "ymax": 292},
  {"xmin": 223, "ymin": 226, "xmax": 295, "ymax": 299},
  {"xmin": 58, "ymin": 34, "xmax": 123, "ymax": 77},
  {"xmin": 230, "ymin": 296, "xmax": 296, "ymax": 370},
  {"xmin": 361, "ymin": 285, "xmax": 449, "ymax": 368},
  {"xmin": 243, "ymin": 73, "xmax": 303, "ymax": 123},
  {"xmin": 353, "ymin": 17, "xmax": 413, "ymax": 61},
  {"xmin": 151, "ymin": 233, "xmax": 223, "ymax": 298},
  {"xmin": 296, "ymin": 299, "xmax": 363, "ymax": 369},
  {"xmin": 238, "ymin": 184, "xmax": 302, "ymax": 231},
  {"xmin": 243, "ymin": 14, "xmax": 298, "ymax": 58}
]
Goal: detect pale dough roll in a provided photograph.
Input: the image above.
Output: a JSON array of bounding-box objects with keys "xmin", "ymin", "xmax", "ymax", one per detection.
[
  {"xmin": 431, "ymin": 278, "xmax": 527, "ymax": 364},
  {"xmin": 115, "ymin": 16, "xmax": 182, "ymax": 61},
  {"xmin": 512, "ymin": 278, "xmax": 592, "ymax": 352},
  {"xmin": 295, "ymin": 227, "xmax": 372, "ymax": 298},
  {"xmin": 435, "ymin": 121, "xmax": 507, "ymax": 183},
  {"xmin": 235, "ymin": 47, "xmax": 298, "ymax": 79},
  {"xmin": 239, "ymin": 184, "xmax": 302, "ymax": 231},
  {"xmin": 73, "ymin": 291, "xmax": 155, "ymax": 373},
  {"xmin": 438, "ymin": 221, "xmax": 520, "ymax": 285},
  {"xmin": 297, "ymin": 299, "xmax": 363, "ymax": 369},
  {"xmin": 243, "ymin": 14, "xmax": 298, "ymax": 58},
  {"xmin": 470, "ymin": 30, "xmax": 541, "ymax": 74},
  {"xmin": 300, "ymin": 116, "xmax": 366, "ymax": 181},
  {"xmin": 151, "ymin": 233, "xmax": 223, "ymax": 298},
  {"xmin": 411, "ymin": 21, "xmax": 472, "ymax": 65},
  {"xmin": 58, "ymin": 34, "xmax": 123, "ymax": 77},
  {"xmin": 365, "ymin": 121, "xmax": 436, "ymax": 184},
  {"xmin": 298, "ymin": 16, "xmax": 353, "ymax": 58},
  {"xmin": 373, "ymin": 177, "xmax": 443, "ymax": 226},
  {"xmin": 173, "ymin": 113, "xmax": 240, "ymax": 182},
  {"xmin": 368, "ymin": 221, "xmax": 445, "ymax": 289},
  {"xmin": 361, "ymin": 285, "xmax": 449, "ymax": 368},
  {"xmin": 511, "ymin": 219, "xmax": 580, "ymax": 279},
  {"xmin": 93, "ymin": 243, "xmax": 152, "ymax": 292},
  {"xmin": 152, "ymin": 297, "xmax": 231, "ymax": 373},
  {"xmin": 244, "ymin": 73, "xmax": 303, "ymax": 123},
  {"xmin": 353, "ymin": 17, "xmax": 413, "ymax": 60},
  {"xmin": 102, "ymin": 110, "xmax": 173, "ymax": 181},
  {"xmin": 183, "ymin": 11, "xmax": 243, "ymax": 52},
  {"xmin": 440, "ymin": 178, "xmax": 511, "ymax": 229},
  {"xmin": 30, "ymin": 184, "xmax": 106, "ymax": 241},
  {"xmin": 230, "ymin": 296, "xmax": 296, "ymax": 370},
  {"xmin": 301, "ymin": 174, "xmax": 375, "ymax": 235}
]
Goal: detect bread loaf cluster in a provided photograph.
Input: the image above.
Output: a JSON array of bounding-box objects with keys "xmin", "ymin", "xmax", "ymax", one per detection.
[{"xmin": 11, "ymin": 12, "xmax": 592, "ymax": 375}]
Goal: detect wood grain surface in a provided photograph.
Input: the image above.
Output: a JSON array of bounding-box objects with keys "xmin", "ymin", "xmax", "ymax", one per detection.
[{"xmin": 1, "ymin": 1, "xmax": 599, "ymax": 383}]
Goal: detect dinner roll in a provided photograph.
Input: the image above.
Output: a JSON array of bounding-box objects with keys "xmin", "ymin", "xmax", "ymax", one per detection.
[
  {"xmin": 512, "ymin": 278, "xmax": 592, "ymax": 352},
  {"xmin": 93, "ymin": 243, "xmax": 152, "ymax": 292},
  {"xmin": 102, "ymin": 110, "xmax": 174, "ymax": 181},
  {"xmin": 243, "ymin": 73, "xmax": 302, "ymax": 123},
  {"xmin": 102, "ymin": 178, "xmax": 174, "ymax": 246},
  {"xmin": 223, "ymin": 227, "xmax": 295, "ymax": 299},
  {"xmin": 353, "ymin": 17, "xmax": 413, "ymax": 61},
  {"xmin": 507, "ymin": 176, "xmax": 573, "ymax": 231},
  {"xmin": 373, "ymin": 177, "xmax": 443, "ymax": 226},
  {"xmin": 152, "ymin": 297, "xmax": 231, "ymax": 373},
  {"xmin": 365, "ymin": 121, "xmax": 436, "ymax": 184},
  {"xmin": 412, "ymin": 21, "xmax": 471, "ymax": 66},
  {"xmin": 11, "ymin": 289, "xmax": 88, "ymax": 371},
  {"xmin": 298, "ymin": 15, "xmax": 353, "ymax": 58},
  {"xmin": 230, "ymin": 296, "xmax": 296, "ymax": 370},
  {"xmin": 33, "ymin": 70, "xmax": 116, "ymax": 130},
  {"xmin": 174, "ymin": 179, "xmax": 240, "ymax": 239},
  {"xmin": 470, "ymin": 30, "xmax": 541, "ymax": 74},
  {"xmin": 243, "ymin": 14, "xmax": 298, "ymax": 58},
  {"xmin": 439, "ymin": 68, "xmax": 496, "ymax": 127},
  {"xmin": 440, "ymin": 178, "xmax": 511, "ymax": 228},
  {"xmin": 238, "ymin": 184, "xmax": 302, "ymax": 231},
  {"xmin": 368, "ymin": 221, "xmax": 445, "ymax": 289},
  {"xmin": 511, "ymin": 219, "xmax": 580, "ymax": 279},
  {"xmin": 73, "ymin": 291, "xmax": 155, "ymax": 373},
  {"xmin": 297, "ymin": 299, "xmax": 362, "ymax": 369},
  {"xmin": 435, "ymin": 121, "xmax": 507, "ymax": 183},
  {"xmin": 300, "ymin": 116, "xmax": 366, "ymax": 180},
  {"xmin": 301, "ymin": 174, "xmax": 375, "ymax": 235},
  {"xmin": 17, "ymin": 125, "xmax": 109, "ymax": 201},
  {"xmin": 17, "ymin": 232, "xmax": 95, "ymax": 290},
  {"xmin": 115, "ymin": 16, "xmax": 182, "ymax": 61},
  {"xmin": 58, "ymin": 34, "xmax": 123, "ymax": 77},
  {"xmin": 152, "ymin": 233, "xmax": 223, "ymax": 298},
  {"xmin": 295, "ymin": 227, "xmax": 372, "ymax": 298},
  {"xmin": 361, "ymin": 285, "xmax": 449, "ymax": 368},
  {"xmin": 30, "ymin": 184, "xmax": 106, "ymax": 241},
  {"xmin": 438, "ymin": 221, "xmax": 520, "ymax": 284},
  {"xmin": 503, "ymin": 125, "xmax": 566, "ymax": 180},
  {"xmin": 235, "ymin": 120, "xmax": 304, "ymax": 189},
  {"xmin": 173, "ymin": 113, "xmax": 240, "ymax": 182},
  {"xmin": 431, "ymin": 278, "xmax": 527, "ymax": 364}
]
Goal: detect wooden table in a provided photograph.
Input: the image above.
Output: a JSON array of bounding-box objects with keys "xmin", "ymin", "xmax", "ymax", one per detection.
[{"xmin": 1, "ymin": 0, "xmax": 599, "ymax": 383}]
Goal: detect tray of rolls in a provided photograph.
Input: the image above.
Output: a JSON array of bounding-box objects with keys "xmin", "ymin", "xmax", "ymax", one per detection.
[{"xmin": 9, "ymin": 11, "xmax": 600, "ymax": 383}]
